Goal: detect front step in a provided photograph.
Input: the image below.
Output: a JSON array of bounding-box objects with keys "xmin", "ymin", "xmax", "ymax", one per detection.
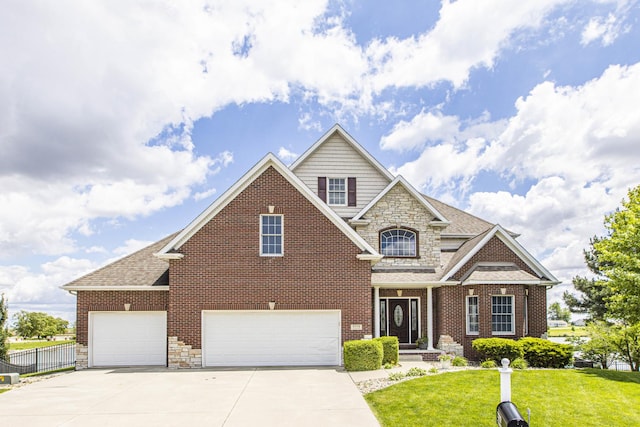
[{"xmin": 399, "ymin": 349, "xmax": 443, "ymax": 362}]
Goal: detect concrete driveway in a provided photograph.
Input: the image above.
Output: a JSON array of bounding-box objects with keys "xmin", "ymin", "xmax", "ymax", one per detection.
[{"xmin": 0, "ymin": 367, "xmax": 379, "ymax": 427}]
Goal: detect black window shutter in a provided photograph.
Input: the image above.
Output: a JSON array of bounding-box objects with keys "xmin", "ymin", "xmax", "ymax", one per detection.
[
  {"xmin": 348, "ymin": 177, "xmax": 357, "ymax": 206},
  {"xmin": 318, "ymin": 177, "xmax": 327, "ymax": 202}
]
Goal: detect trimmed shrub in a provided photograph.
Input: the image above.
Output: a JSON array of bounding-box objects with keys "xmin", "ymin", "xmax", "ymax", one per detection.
[
  {"xmin": 374, "ymin": 336, "xmax": 399, "ymax": 365},
  {"xmin": 519, "ymin": 337, "xmax": 573, "ymax": 368},
  {"xmin": 481, "ymin": 360, "xmax": 497, "ymax": 368},
  {"xmin": 510, "ymin": 357, "xmax": 528, "ymax": 369},
  {"xmin": 343, "ymin": 340, "xmax": 383, "ymax": 371},
  {"xmin": 452, "ymin": 356, "xmax": 468, "ymax": 367},
  {"xmin": 472, "ymin": 338, "xmax": 524, "ymax": 363}
]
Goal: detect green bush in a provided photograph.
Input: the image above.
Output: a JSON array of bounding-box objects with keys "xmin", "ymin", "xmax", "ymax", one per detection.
[
  {"xmin": 519, "ymin": 337, "xmax": 573, "ymax": 368},
  {"xmin": 510, "ymin": 357, "xmax": 528, "ymax": 369},
  {"xmin": 406, "ymin": 367, "xmax": 428, "ymax": 377},
  {"xmin": 343, "ymin": 339, "xmax": 383, "ymax": 371},
  {"xmin": 388, "ymin": 372, "xmax": 405, "ymax": 381},
  {"xmin": 472, "ymin": 338, "xmax": 524, "ymax": 363},
  {"xmin": 374, "ymin": 336, "xmax": 399, "ymax": 365},
  {"xmin": 452, "ymin": 356, "xmax": 468, "ymax": 367},
  {"xmin": 481, "ymin": 360, "xmax": 497, "ymax": 368}
]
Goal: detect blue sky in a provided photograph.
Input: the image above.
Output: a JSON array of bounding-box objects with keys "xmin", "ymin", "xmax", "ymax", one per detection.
[{"xmin": 1, "ymin": 0, "xmax": 639, "ymax": 323}]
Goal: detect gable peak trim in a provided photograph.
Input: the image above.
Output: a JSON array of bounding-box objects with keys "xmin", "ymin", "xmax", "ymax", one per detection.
[
  {"xmin": 290, "ymin": 124, "xmax": 395, "ymax": 181},
  {"xmin": 440, "ymin": 224, "xmax": 558, "ymax": 283},
  {"xmin": 156, "ymin": 152, "xmax": 380, "ymax": 258}
]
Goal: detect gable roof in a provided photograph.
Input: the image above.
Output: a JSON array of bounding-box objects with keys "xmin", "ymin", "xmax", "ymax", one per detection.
[
  {"xmin": 157, "ymin": 153, "xmax": 381, "ymax": 261},
  {"xmin": 440, "ymin": 224, "xmax": 559, "ymax": 284},
  {"xmin": 351, "ymin": 175, "xmax": 449, "ymax": 224},
  {"xmin": 460, "ymin": 263, "xmax": 542, "ymax": 285},
  {"xmin": 290, "ymin": 124, "xmax": 395, "ymax": 181},
  {"xmin": 61, "ymin": 233, "xmax": 178, "ymax": 291}
]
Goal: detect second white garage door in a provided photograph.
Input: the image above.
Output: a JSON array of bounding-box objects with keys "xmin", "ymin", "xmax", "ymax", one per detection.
[
  {"xmin": 89, "ymin": 311, "xmax": 167, "ymax": 367},
  {"xmin": 202, "ymin": 310, "xmax": 341, "ymax": 367}
]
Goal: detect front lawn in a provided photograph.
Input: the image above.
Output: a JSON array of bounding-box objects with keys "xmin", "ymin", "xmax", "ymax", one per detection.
[
  {"xmin": 8, "ymin": 340, "xmax": 75, "ymax": 351},
  {"xmin": 547, "ymin": 326, "xmax": 587, "ymax": 337},
  {"xmin": 365, "ymin": 369, "xmax": 640, "ymax": 426}
]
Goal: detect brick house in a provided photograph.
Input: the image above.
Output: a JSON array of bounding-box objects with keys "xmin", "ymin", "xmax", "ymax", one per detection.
[{"xmin": 63, "ymin": 124, "xmax": 558, "ymax": 368}]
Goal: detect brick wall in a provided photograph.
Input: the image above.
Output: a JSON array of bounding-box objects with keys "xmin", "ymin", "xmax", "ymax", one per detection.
[
  {"xmin": 168, "ymin": 166, "xmax": 372, "ymax": 349},
  {"xmin": 76, "ymin": 290, "xmax": 168, "ymax": 345},
  {"xmin": 435, "ymin": 284, "xmax": 547, "ymax": 359}
]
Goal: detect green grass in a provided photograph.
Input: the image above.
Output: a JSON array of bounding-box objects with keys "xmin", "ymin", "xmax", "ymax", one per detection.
[
  {"xmin": 547, "ymin": 326, "xmax": 587, "ymax": 337},
  {"xmin": 20, "ymin": 366, "xmax": 75, "ymax": 378},
  {"xmin": 0, "ymin": 389, "xmax": 8, "ymax": 395},
  {"xmin": 8, "ymin": 340, "xmax": 75, "ymax": 351},
  {"xmin": 365, "ymin": 369, "xmax": 640, "ymax": 426}
]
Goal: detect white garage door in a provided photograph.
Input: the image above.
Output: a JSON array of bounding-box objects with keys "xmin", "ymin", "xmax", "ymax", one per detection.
[
  {"xmin": 90, "ymin": 312, "xmax": 167, "ymax": 367},
  {"xmin": 202, "ymin": 310, "xmax": 341, "ymax": 367}
]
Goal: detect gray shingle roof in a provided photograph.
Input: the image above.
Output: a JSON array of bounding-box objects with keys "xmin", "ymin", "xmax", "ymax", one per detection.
[
  {"xmin": 62, "ymin": 232, "xmax": 178, "ymax": 290},
  {"xmin": 422, "ymin": 195, "xmax": 494, "ymax": 236}
]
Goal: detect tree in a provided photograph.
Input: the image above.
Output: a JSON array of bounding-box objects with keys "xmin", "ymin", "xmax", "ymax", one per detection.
[
  {"xmin": 578, "ymin": 322, "xmax": 617, "ymax": 369},
  {"xmin": 548, "ymin": 302, "xmax": 571, "ymax": 323},
  {"xmin": 563, "ymin": 238, "xmax": 614, "ymax": 322},
  {"xmin": 0, "ymin": 294, "xmax": 9, "ymax": 361},
  {"xmin": 592, "ymin": 186, "xmax": 640, "ymax": 324},
  {"xmin": 611, "ymin": 323, "xmax": 640, "ymax": 372},
  {"xmin": 12, "ymin": 311, "xmax": 69, "ymax": 339}
]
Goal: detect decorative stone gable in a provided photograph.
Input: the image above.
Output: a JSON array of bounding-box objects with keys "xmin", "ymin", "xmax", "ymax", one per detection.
[{"xmin": 356, "ymin": 184, "xmax": 441, "ymax": 268}]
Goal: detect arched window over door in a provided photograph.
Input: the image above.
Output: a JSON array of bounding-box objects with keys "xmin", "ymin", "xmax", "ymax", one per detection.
[{"xmin": 380, "ymin": 228, "xmax": 418, "ymax": 257}]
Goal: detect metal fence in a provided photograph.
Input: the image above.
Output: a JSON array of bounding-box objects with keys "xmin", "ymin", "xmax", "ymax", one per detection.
[
  {"xmin": 609, "ymin": 361, "xmax": 632, "ymax": 371},
  {"xmin": 3, "ymin": 343, "xmax": 76, "ymax": 374}
]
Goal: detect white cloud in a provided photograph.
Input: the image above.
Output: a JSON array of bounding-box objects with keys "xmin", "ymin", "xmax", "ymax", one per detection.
[
  {"xmin": 193, "ymin": 188, "xmax": 217, "ymax": 202},
  {"xmin": 581, "ymin": 0, "xmax": 635, "ymax": 46},
  {"xmin": 380, "ymin": 110, "xmax": 461, "ymax": 151},
  {"xmin": 365, "ymin": 0, "xmax": 568, "ymax": 92},
  {"xmin": 277, "ymin": 147, "xmax": 300, "ymax": 164},
  {"xmin": 0, "ymin": 0, "xmax": 572, "ymax": 204},
  {"xmin": 390, "ymin": 62, "xmax": 640, "ymax": 289},
  {"xmin": 298, "ymin": 113, "xmax": 322, "ymax": 131},
  {"xmin": 582, "ymin": 14, "xmax": 622, "ymax": 45},
  {"xmin": 0, "ymin": 256, "xmax": 96, "ymax": 322},
  {"xmin": 112, "ymin": 239, "xmax": 154, "ymax": 257}
]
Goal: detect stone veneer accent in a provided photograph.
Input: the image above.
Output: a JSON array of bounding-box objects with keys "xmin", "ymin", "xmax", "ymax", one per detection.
[
  {"xmin": 168, "ymin": 336, "xmax": 202, "ymax": 369},
  {"xmin": 356, "ymin": 184, "xmax": 441, "ymax": 268},
  {"xmin": 437, "ymin": 335, "xmax": 464, "ymax": 356},
  {"xmin": 75, "ymin": 343, "xmax": 88, "ymax": 370}
]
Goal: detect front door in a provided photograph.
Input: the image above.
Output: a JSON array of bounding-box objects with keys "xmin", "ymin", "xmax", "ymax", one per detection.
[{"xmin": 388, "ymin": 300, "xmax": 409, "ymax": 343}]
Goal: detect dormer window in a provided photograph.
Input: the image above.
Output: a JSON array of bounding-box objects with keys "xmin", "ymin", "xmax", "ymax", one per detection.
[
  {"xmin": 328, "ymin": 178, "xmax": 346, "ymax": 205},
  {"xmin": 380, "ymin": 228, "xmax": 418, "ymax": 257},
  {"xmin": 317, "ymin": 177, "xmax": 357, "ymax": 206}
]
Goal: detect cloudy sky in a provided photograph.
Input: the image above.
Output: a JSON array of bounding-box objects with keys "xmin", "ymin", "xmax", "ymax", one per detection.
[{"xmin": 1, "ymin": 0, "xmax": 639, "ymax": 323}]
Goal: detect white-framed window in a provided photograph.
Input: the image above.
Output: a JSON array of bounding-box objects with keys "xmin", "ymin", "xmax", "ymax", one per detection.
[
  {"xmin": 491, "ymin": 295, "xmax": 514, "ymax": 335},
  {"xmin": 466, "ymin": 295, "xmax": 479, "ymax": 335},
  {"xmin": 380, "ymin": 228, "xmax": 417, "ymax": 257},
  {"xmin": 260, "ymin": 214, "xmax": 283, "ymax": 256},
  {"xmin": 328, "ymin": 178, "xmax": 346, "ymax": 205}
]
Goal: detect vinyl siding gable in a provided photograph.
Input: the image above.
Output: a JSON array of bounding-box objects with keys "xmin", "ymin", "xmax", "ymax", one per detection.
[{"xmin": 292, "ymin": 132, "xmax": 391, "ymax": 218}]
